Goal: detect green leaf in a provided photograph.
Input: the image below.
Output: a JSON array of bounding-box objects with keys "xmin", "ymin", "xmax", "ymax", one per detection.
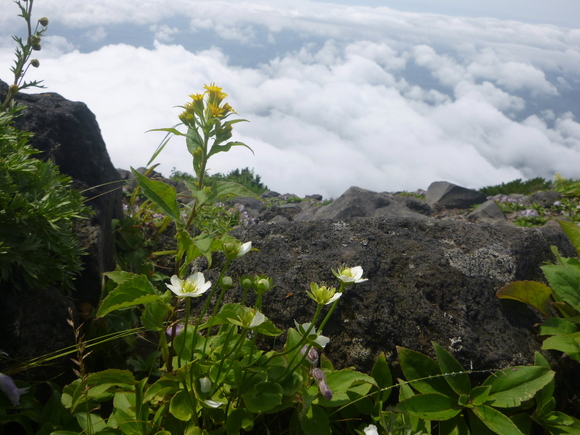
[
  {"xmin": 211, "ymin": 180, "xmax": 262, "ymax": 201},
  {"xmin": 397, "ymin": 346, "xmax": 456, "ymax": 396},
  {"xmin": 559, "ymin": 220, "xmax": 580, "ymax": 257},
  {"xmin": 470, "ymin": 385, "xmax": 492, "ymax": 406},
  {"xmin": 539, "ymin": 317, "xmax": 579, "ymax": 335},
  {"xmin": 396, "ymin": 393, "xmax": 462, "ymax": 420},
  {"xmin": 226, "ymin": 408, "xmax": 254, "ymax": 435},
  {"xmin": 97, "ymin": 274, "xmax": 160, "ymax": 318},
  {"xmin": 131, "ymin": 167, "xmax": 182, "ymax": 223},
  {"xmin": 539, "ymin": 411, "xmax": 580, "ymax": 434},
  {"xmin": 542, "ymin": 334, "xmax": 580, "ymax": 360},
  {"xmin": 208, "ymin": 140, "xmax": 254, "ymax": 159},
  {"xmin": 496, "ymin": 281, "xmax": 553, "ymax": 316},
  {"xmin": 433, "ymin": 342, "xmax": 471, "ymax": 395},
  {"xmin": 145, "ymin": 127, "xmax": 184, "ymax": 166},
  {"xmin": 541, "ymin": 264, "xmax": 580, "ymax": 312},
  {"xmin": 483, "ymin": 366, "xmax": 554, "ymax": 408},
  {"xmin": 471, "ymin": 405, "xmax": 525, "ymax": 435},
  {"xmin": 141, "ymin": 298, "xmax": 170, "ymax": 332},
  {"xmin": 371, "ymin": 352, "xmax": 393, "ymax": 402},
  {"xmin": 300, "ymin": 404, "xmax": 331, "ymax": 435},
  {"xmin": 243, "ymin": 381, "xmax": 283, "ymax": 413},
  {"xmin": 170, "ymin": 390, "xmax": 194, "ymax": 421}
]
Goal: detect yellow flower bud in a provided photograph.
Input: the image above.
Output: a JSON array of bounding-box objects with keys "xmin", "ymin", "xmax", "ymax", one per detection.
[{"xmin": 38, "ymin": 17, "xmax": 49, "ymax": 27}]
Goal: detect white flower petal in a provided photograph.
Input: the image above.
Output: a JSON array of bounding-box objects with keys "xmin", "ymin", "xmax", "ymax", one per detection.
[
  {"xmin": 364, "ymin": 424, "xmax": 379, "ymax": 435},
  {"xmin": 249, "ymin": 311, "xmax": 266, "ymax": 328},
  {"xmin": 314, "ymin": 334, "xmax": 330, "ymax": 348},
  {"xmin": 237, "ymin": 241, "xmax": 252, "ymax": 257},
  {"xmin": 325, "ymin": 292, "xmax": 342, "ymax": 305},
  {"xmin": 199, "ymin": 377, "xmax": 211, "ymax": 393},
  {"xmin": 204, "ymin": 399, "xmax": 223, "ymax": 408}
]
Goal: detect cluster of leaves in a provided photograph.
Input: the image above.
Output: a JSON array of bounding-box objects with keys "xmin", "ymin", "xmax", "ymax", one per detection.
[
  {"xmin": 0, "ymin": 108, "xmax": 89, "ymax": 291},
  {"xmin": 498, "ymin": 221, "xmax": 580, "ymax": 361},
  {"xmin": 171, "ymin": 167, "xmax": 269, "ymax": 196},
  {"xmin": 478, "ymin": 177, "xmax": 553, "ymax": 196}
]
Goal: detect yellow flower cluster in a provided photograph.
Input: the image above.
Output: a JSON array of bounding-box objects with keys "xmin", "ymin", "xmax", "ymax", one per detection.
[{"xmin": 179, "ymin": 83, "xmax": 236, "ymax": 125}]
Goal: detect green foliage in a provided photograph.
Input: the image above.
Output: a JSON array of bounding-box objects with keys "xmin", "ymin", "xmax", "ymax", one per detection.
[
  {"xmin": 0, "ymin": 109, "xmax": 89, "ymax": 290},
  {"xmin": 478, "ymin": 177, "xmax": 552, "ymax": 196},
  {"xmin": 553, "ymin": 174, "xmax": 580, "ymax": 197},
  {"xmin": 171, "ymin": 167, "xmax": 269, "ymax": 195}
]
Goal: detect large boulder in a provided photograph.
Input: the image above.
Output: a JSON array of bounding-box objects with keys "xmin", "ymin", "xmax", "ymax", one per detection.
[
  {"xmin": 427, "ymin": 181, "xmax": 487, "ymax": 209},
  {"xmin": 198, "ymin": 217, "xmax": 575, "ymax": 374},
  {"xmin": 0, "ymin": 81, "xmax": 122, "ymax": 380}
]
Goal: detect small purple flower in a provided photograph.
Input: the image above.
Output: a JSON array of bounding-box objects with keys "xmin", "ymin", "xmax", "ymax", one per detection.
[
  {"xmin": 166, "ymin": 323, "xmax": 185, "ymax": 339},
  {"xmin": 0, "ymin": 373, "xmax": 29, "ymax": 406}
]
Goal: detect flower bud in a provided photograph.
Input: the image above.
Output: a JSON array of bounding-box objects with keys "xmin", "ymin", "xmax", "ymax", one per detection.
[
  {"xmin": 240, "ymin": 276, "xmax": 253, "ymax": 291},
  {"xmin": 254, "ymin": 277, "xmax": 272, "ymax": 294},
  {"xmin": 38, "ymin": 17, "xmax": 49, "ymax": 27},
  {"xmin": 311, "ymin": 368, "xmax": 332, "ymax": 400},
  {"xmin": 32, "ymin": 43, "xmax": 41, "ymax": 51},
  {"xmin": 220, "ymin": 276, "xmax": 233, "ymax": 290},
  {"xmin": 30, "ymin": 59, "xmax": 40, "ymax": 68},
  {"xmin": 301, "ymin": 345, "xmax": 319, "ymax": 367}
]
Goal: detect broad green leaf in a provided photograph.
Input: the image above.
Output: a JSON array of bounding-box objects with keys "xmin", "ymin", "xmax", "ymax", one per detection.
[
  {"xmin": 97, "ymin": 274, "xmax": 161, "ymax": 318},
  {"xmin": 371, "ymin": 352, "xmax": 393, "ymax": 402},
  {"xmin": 211, "ymin": 180, "xmax": 262, "ymax": 201},
  {"xmin": 539, "ymin": 317, "xmax": 578, "ymax": 335},
  {"xmin": 496, "ymin": 281, "xmax": 552, "ymax": 316},
  {"xmin": 170, "ymin": 390, "xmax": 194, "ymax": 421},
  {"xmin": 226, "ymin": 408, "xmax": 254, "ymax": 435},
  {"xmin": 398, "ymin": 378, "xmax": 416, "ymax": 401},
  {"xmin": 396, "ymin": 393, "xmax": 462, "ymax": 420},
  {"xmin": 397, "ymin": 346, "xmax": 456, "ymax": 396},
  {"xmin": 541, "ymin": 264, "xmax": 580, "ymax": 312},
  {"xmin": 131, "ymin": 167, "xmax": 182, "ymax": 223},
  {"xmin": 542, "ymin": 334, "xmax": 580, "ymax": 360},
  {"xmin": 539, "ymin": 411, "xmax": 580, "ymax": 434},
  {"xmin": 324, "ymin": 370, "xmax": 377, "ymax": 396},
  {"xmin": 559, "ymin": 220, "xmax": 580, "ymax": 257},
  {"xmin": 75, "ymin": 412, "xmax": 108, "ymax": 433},
  {"xmin": 471, "ymin": 405, "xmax": 525, "ymax": 435},
  {"xmin": 86, "ymin": 369, "xmax": 137, "ymax": 386},
  {"xmin": 300, "ymin": 404, "xmax": 331, "ymax": 435},
  {"xmin": 483, "ymin": 366, "xmax": 554, "ymax": 408},
  {"xmin": 243, "ymin": 381, "xmax": 283, "ymax": 413},
  {"xmin": 208, "ymin": 141, "xmax": 254, "ymax": 159},
  {"xmin": 433, "ymin": 342, "xmax": 471, "ymax": 395}
]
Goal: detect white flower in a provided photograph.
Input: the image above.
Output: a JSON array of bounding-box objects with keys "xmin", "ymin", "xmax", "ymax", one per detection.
[
  {"xmin": 0, "ymin": 373, "xmax": 29, "ymax": 407},
  {"xmin": 333, "ymin": 266, "xmax": 368, "ymax": 284},
  {"xmin": 307, "ymin": 283, "xmax": 342, "ymax": 305},
  {"xmin": 204, "ymin": 399, "xmax": 223, "ymax": 408},
  {"xmin": 363, "ymin": 424, "xmax": 379, "ymax": 435},
  {"xmin": 294, "ymin": 321, "xmax": 330, "ymax": 348},
  {"xmin": 199, "ymin": 377, "xmax": 211, "ymax": 393},
  {"xmin": 248, "ymin": 311, "xmax": 266, "ymax": 328},
  {"xmin": 166, "ymin": 272, "xmax": 211, "ymax": 298},
  {"xmin": 237, "ymin": 241, "xmax": 252, "ymax": 257}
]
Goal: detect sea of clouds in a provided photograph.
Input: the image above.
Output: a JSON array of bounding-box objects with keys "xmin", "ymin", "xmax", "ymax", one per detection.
[{"xmin": 1, "ymin": 0, "xmax": 579, "ymax": 198}]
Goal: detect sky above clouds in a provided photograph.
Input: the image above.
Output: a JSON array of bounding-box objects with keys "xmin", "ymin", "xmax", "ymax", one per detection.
[{"xmin": 1, "ymin": 0, "xmax": 579, "ymax": 198}]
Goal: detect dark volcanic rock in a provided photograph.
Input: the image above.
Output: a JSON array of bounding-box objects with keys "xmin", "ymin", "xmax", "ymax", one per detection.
[
  {"xmin": 427, "ymin": 181, "xmax": 488, "ymax": 209},
  {"xmin": 199, "ymin": 218, "xmax": 575, "ymax": 374}
]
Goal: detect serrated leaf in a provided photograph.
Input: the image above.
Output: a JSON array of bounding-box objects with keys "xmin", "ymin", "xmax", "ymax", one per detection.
[
  {"xmin": 541, "ymin": 264, "xmax": 580, "ymax": 312},
  {"xmin": 483, "ymin": 366, "xmax": 554, "ymax": 408},
  {"xmin": 471, "ymin": 405, "xmax": 525, "ymax": 435},
  {"xmin": 496, "ymin": 281, "xmax": 552, "ymax": 316}
]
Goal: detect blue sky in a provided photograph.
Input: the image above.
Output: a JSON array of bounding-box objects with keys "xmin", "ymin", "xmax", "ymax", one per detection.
[{"xmin": 1, "ymin": 0, "xmax": 579, "ymax": 198}]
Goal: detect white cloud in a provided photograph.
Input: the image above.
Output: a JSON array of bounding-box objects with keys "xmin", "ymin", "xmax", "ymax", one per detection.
[{"xmin": 0, "ymin": 1, "xmax": 578, "ymax": 198}]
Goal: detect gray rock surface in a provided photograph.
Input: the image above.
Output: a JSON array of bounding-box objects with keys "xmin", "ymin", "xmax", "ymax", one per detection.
[
  {"xmin": 427, "ymin": 181, "xmax": 488, "ymax": 209},
  {"xmin": 196, "ymin": 217, "xmax": 576, "ymax": 374}
]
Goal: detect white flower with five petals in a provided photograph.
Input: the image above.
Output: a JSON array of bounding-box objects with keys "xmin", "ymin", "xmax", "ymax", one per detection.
[{"xmin": 166, "ymin": 272, "xmax": 211, "ymax": 298}]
